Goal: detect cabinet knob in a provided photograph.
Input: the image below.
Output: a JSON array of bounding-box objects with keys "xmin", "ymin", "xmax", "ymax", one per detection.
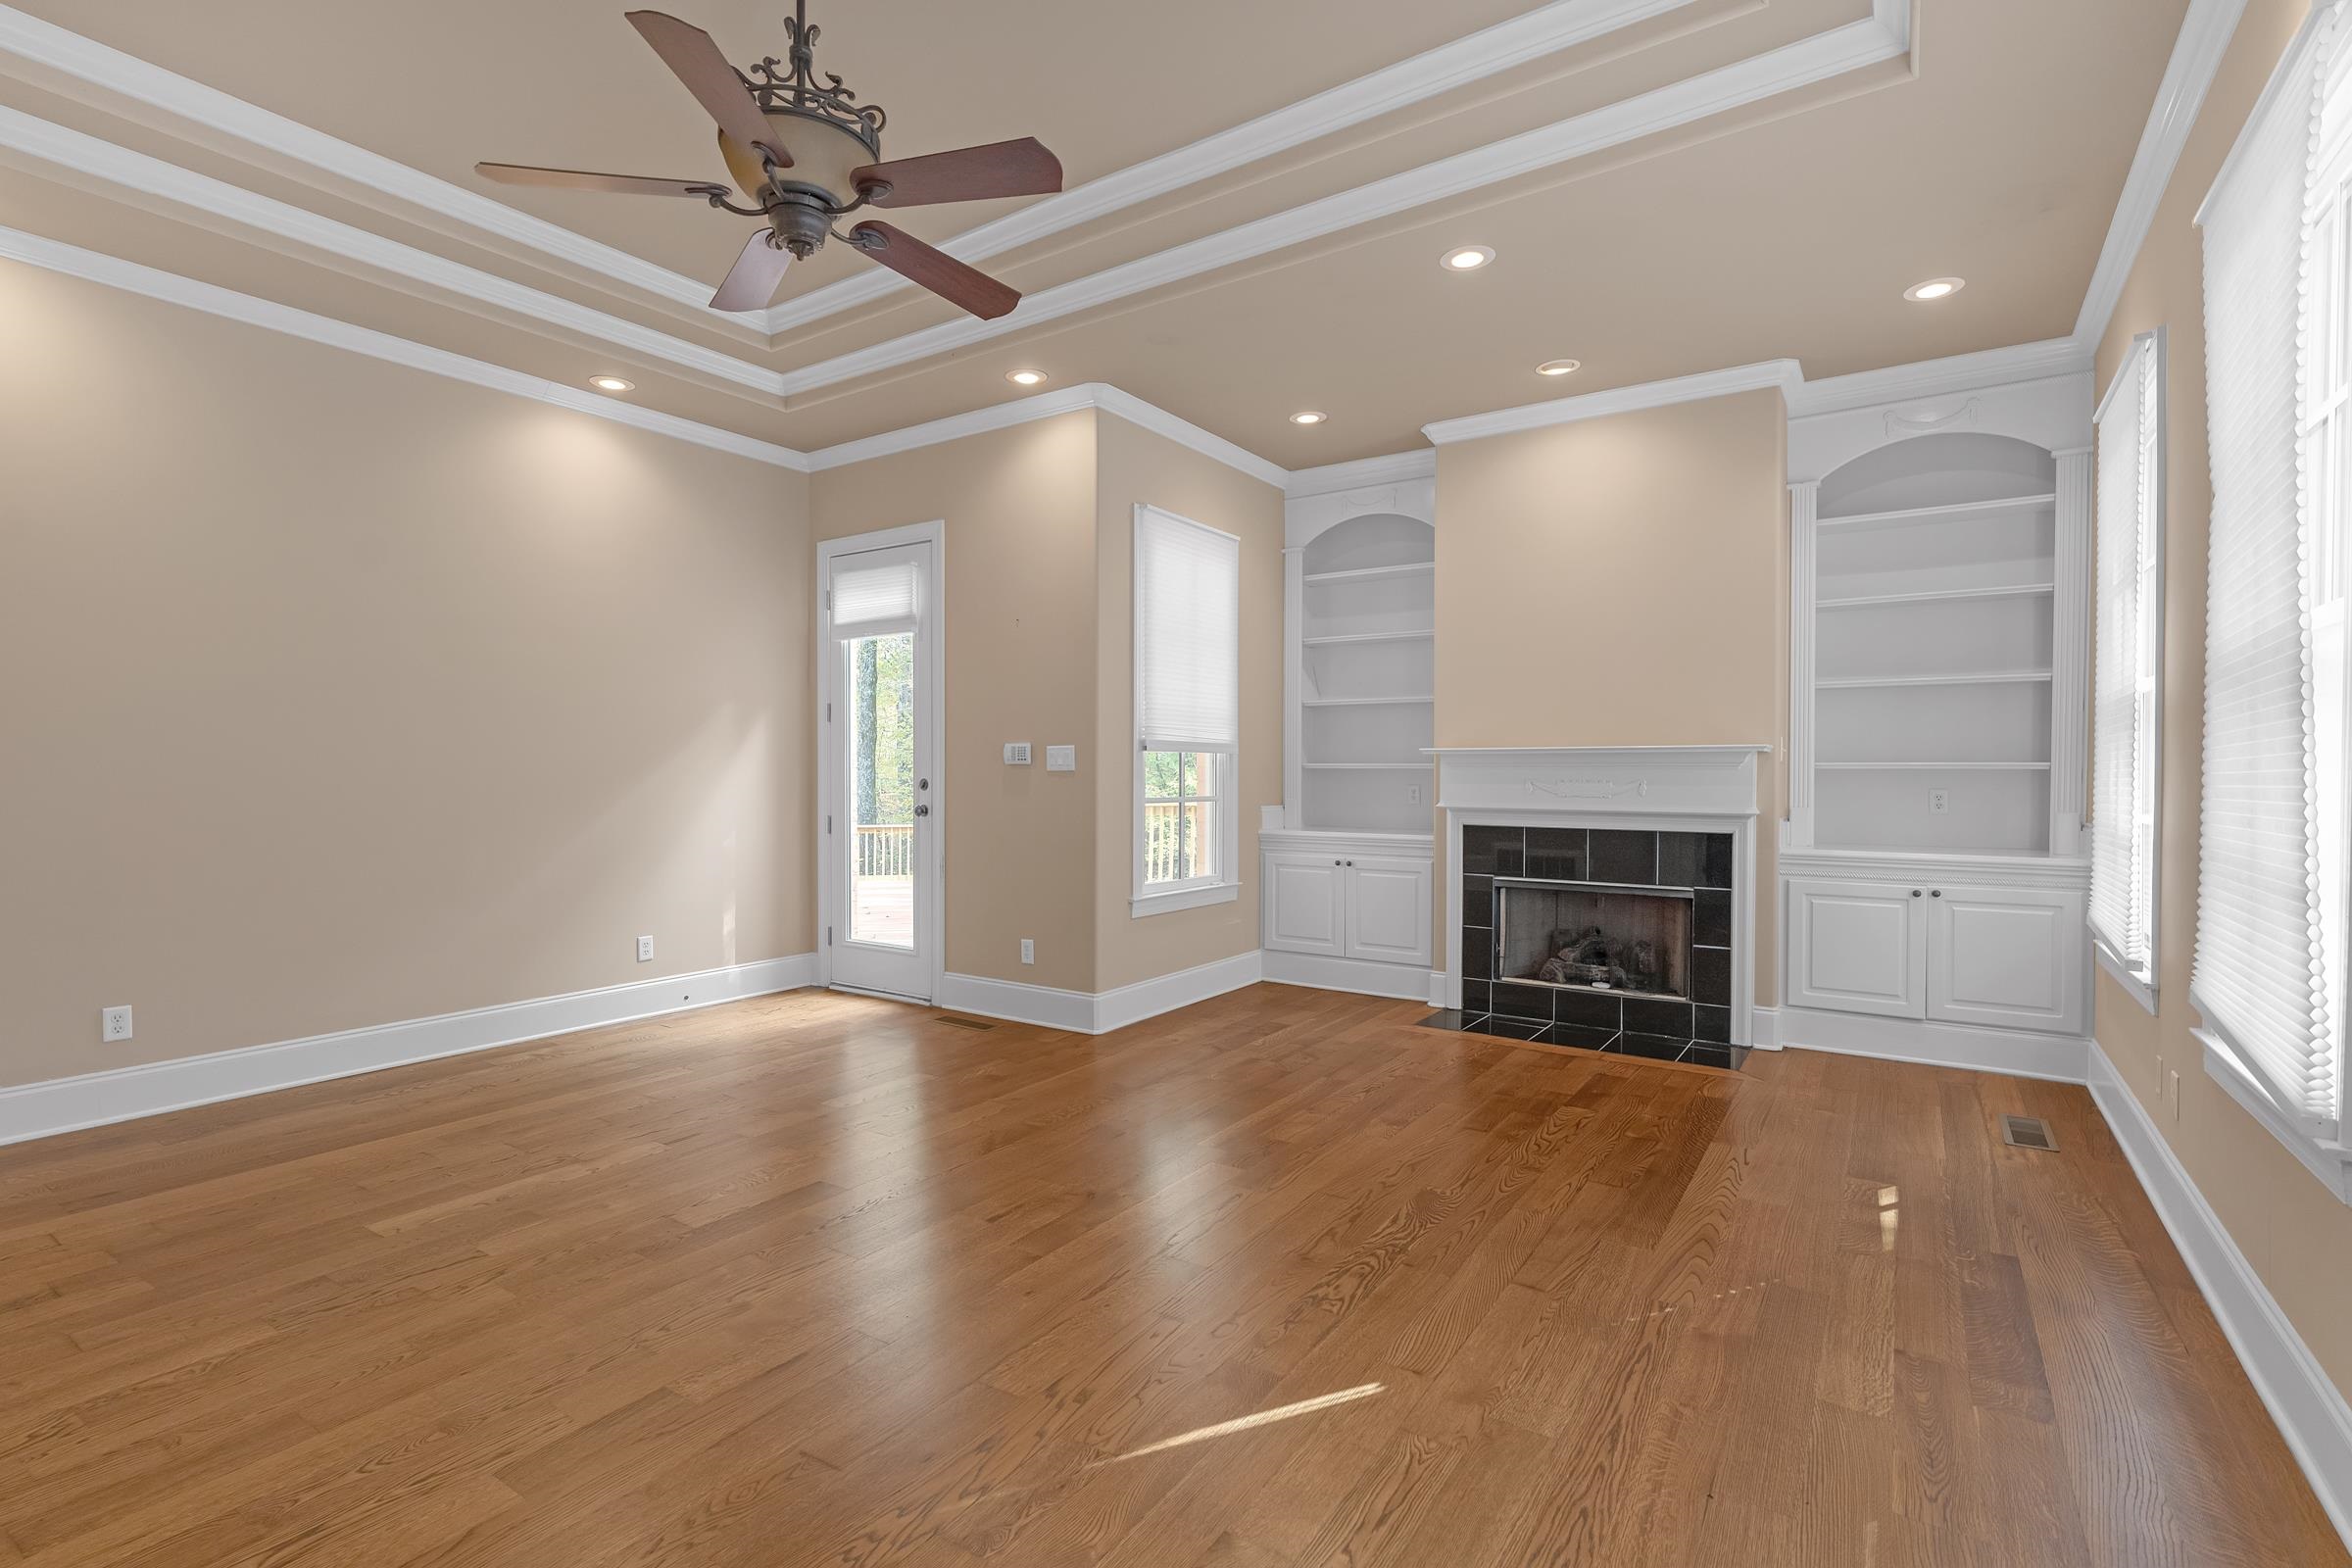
[
  {"xmin": 1931, "ymin": 889, "xmax": 1942, "ymax": 898},
  {"xmin": 1911, "ymin": 889, "xmax": 1923, "ymax": 898}
]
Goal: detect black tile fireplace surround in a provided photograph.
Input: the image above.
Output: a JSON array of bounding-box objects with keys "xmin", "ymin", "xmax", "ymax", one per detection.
[{"xmin": 1429, "ymin": 823, "xmax": 1748, "ymax": 1072}]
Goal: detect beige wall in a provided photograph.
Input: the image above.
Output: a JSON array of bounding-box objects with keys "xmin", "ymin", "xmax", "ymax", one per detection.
[
  {"xmin": 2092, "ymin": 0, "xmax": 2352, "ymax": 1398},
  {"xmin": 809, "ymin": 414, "xmax": 1102, "ymax": 992},
  {"xmin": 1092, "ymin": 412, "xmax": 1286, "ymax": 993},
  {"xmin": 1433, "ymin": 389, "xmax": 1790, "ymax": 1004},
  {"xmin": 0, "ymin": 265, "xmax": 813, "ymax": 1091}
]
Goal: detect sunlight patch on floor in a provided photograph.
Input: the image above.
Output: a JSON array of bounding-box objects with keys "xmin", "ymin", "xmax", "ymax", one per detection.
[{"xmin": 1098, "ymin": 1383, "xmax": 1386, "ymax": 1465}]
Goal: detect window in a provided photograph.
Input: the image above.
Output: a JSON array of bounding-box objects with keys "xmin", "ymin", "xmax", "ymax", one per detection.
[
  {"xmin": 1134, "ymin": 504, "xmax": 1241, "ymax": 913},
  {"xmin": 2193, "ymin": 6, "xmax": 2351, "ymax": 1196},
  {"xmin": 2089, "ymin": 329, "xmax": 2166, "ymax": 1011}
]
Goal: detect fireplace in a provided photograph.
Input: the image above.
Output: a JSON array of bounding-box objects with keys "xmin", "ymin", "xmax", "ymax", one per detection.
[{"xmin": 1496, "ymin": 880, "xmax": 1691, "ymax": 1000}]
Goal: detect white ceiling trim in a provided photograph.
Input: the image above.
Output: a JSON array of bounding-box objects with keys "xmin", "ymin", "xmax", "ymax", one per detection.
[
  {"xmin": 757, "ymin": 0, "xmax": 1704, "ymax": 333},
  {"xmin": 1788, "ymin": 337, "xmax": 2092, "ymax": 417},
  {"xmin": 1421, "ymin": 359, "xmax": 1803, "ymax": 443},
  {"xmin": 0, "ymin": 3, "xmax": 727, "ymax": 318},
  {"xmin": 0, "ymin": 222, "xmax": 809, "ymax": 468},
  {"xmin": 0, "ymin": 104, "xmax": 792, "ymax": 397},
  {"xmin": 1285, "ymin": 450, "xmax": 1439, "ymax": 498},
  {"xmin": 803, "ymin": 382, "xmax": 1286, "ymax": 486},
  {"xmin": 770, "ymin": 4, "xmax": 1914, "ymax": 397},
  {"xmin": 2071, "ymin": 0, "xmax": 2248, "ymax": 349}
]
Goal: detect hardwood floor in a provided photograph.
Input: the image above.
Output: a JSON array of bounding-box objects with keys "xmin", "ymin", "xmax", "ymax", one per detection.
[{"xmin": 0, "ymin": 982, "xmax": 2340, "ymax": 1567}]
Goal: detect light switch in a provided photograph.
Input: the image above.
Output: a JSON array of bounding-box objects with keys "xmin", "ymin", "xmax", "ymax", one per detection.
[
  {"xmin": 1004, "ymin": 742, "xmax": 1033, "ymax": 765},
  {"xmin": 1046, "ymin": 745, "xmax": 1076, "ymax": 772}
]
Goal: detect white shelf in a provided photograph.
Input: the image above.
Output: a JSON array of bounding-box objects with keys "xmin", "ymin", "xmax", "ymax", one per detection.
[
  {"xmin": 1303, "ymin": 630, "xmax": 1435, "ymax": 646},
  {"xmin": 1819, "ymin": 582, "xmax": 2055, "ymax": 610},
  {"xmin": 1817, "ymin": 493, "xmax": 2058, "ymax": 532},
  {"xmin": 1815, "ymin": 760, "xmax": 2053, "ymax": 771},
  {"xmin": 1302, "ymin": 695, "xmax": 1434, "ymax": 707},
  {"xmin": 1817, "ymin": 669, "xmax": 2053, "ymax": 689},
  {"xmin": 1301, "ymin": 761, "xmax": 1434, "ymax": 770},
  {"xmin": 1302, "ymin": 561, "xmax": 1435, "ymax": 585}
]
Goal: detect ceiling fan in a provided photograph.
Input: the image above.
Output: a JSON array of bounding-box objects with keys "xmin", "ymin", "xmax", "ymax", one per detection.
[{"xmin": 475, "ymin": 2, "xmax": 1061, "ymax": 318}]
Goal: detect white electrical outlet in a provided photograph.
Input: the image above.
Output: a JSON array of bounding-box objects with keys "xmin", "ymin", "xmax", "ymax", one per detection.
[
  {"xmin": 1407, "ymin": 784, "xmax": 1421, "ymax": 806},
  {"xmin": 637, "ymin": 935, "xmax": 655, "ymax": 963},
  {"xmin": 1928, "ymin": 789, "xmax": 1951, "ymax": 814},
  {"xmin": 1004, "ymin": 742, "xmax": 1032, "ymax": 765},
  {"xmin": 101, "ymin": 1004, "xmax": 133, "ymax": 1043},
  {"xmin": 1020, "ymin": 938, "xmax": 1035, "ymax": 965}
]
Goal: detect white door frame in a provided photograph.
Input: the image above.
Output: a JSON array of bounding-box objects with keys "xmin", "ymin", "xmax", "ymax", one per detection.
[{"xmin": 816, "ymin": 520, "xmax": 946, "ymax": 1002}]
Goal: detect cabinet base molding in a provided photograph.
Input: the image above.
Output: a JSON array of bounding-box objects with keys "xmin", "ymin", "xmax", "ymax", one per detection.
[
  {"xmin": 1260, "ymin": 949, "xmax": 1436, "ymax": 1002},
  {"xmin": 1778, "ymin": 1005, "xmax": 2090, "ymax": 1083},
  {"xmin": 936, "ymin": 951, "xmax": 1264, "ymax": 1036}
]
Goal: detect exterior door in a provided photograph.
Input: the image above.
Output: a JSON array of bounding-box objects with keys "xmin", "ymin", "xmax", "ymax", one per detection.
[
  {"xmin": 822, "ymin": 535, "xmax": 938, "ymax": 1001},
  {"xmin": 1927, "ymin": 886, "xmax": 2086, "ymax": 1035},
  {"xmin": 1786, "ymin": 877, "xmax": 1927, "ymax": 1019}
]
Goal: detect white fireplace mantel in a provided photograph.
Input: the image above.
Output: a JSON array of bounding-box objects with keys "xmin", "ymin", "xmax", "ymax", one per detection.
[
  {"xmin": 1431, "ymin": 745, "xmax": 1771, "ymax": 1044},
  {"xmin": 1428, "ymin": 745, "xmax": 1772, "ymax": 818}
]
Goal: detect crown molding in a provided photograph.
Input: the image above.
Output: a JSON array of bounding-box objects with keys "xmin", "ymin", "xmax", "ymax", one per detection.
[
  {"xmin": 1421, "ymin": 359, "xmax": 1803, "ymax": 444},
  {"xmin": 755, "ymin": 0, "xmax": 1703, "ymax": 333},
  {"xmin": 0, "ymin": 223, "xmax": 810, "ymax": 468},
  {"xmin": 1284, "ymin": 450, "xmax": 1438, "ymax": 498},
  {"xmin": 0, "ymin": 3, "xmax": 728, "ymax": 319},
  {"xmin": 770, "ymin": 8, "xmax": 1914, "ymax": 395},
  {"xmin": 0, "ymin": 105, "xmax": 791, "ymax": 398},
  {"xmin": 1787, "ymin": 336, "xmax": 2092, "ymax": 418},
  {"xmin": 806, "ymin": 382, "xmax": 1286, "ymax": 487},
  {"xmin": 2074, "ymin": 0, "xmax": 2248, "ymax": 349}
]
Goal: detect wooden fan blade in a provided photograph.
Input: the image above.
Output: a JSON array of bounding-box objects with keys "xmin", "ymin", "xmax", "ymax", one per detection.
[
  {"xmin": 853, "ymin": 138, "xmax": 1061, "ymax": 208},
  {"xmin": 476, "ymin": 163, "xmax": 728, "ymax": 198},
  {"xmin": 624, "ymin": 11, "xmax": 789, "ymax": 168},
  {"xmin": 710, "ymin": 230, "xmax": 794, "ymax": 312},
  {"xmin": 849, "ymin": 221, "xmax": 1019, "ymax": 319}
]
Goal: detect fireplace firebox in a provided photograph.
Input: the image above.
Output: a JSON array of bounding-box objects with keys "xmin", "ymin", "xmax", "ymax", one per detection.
[{"xmin": 1496, "ymin": 879, "xmax": 1692, "ymax": 1000}]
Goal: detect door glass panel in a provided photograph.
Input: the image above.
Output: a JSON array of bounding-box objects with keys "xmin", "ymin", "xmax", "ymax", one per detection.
[{"xmin": 848, "ymin": 631, "xmax": 915, "ymax": 949}]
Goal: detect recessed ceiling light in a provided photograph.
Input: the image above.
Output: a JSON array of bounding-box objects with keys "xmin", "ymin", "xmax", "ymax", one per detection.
[
  {"xmin": 1904, "ymin": 276, "xmax": 1965, "ymax": 302},
  {"xmin": 588, "ymin": 374, "xmax": 635, "ymax": 393},
  {"xmin": 1441, "ymin": 245, "xmax": 1496, "ymax": 272},
  {"xmin": 1006, "ymin": 368, "xmax": 1049, "ymax": 386},
  {"xmin": 1290, "ymin": 411, "xmax": 1328, "ymax": 425},
  {"xmin": 1535, "ymin": 359, "xmax": 1582, "ymax": 377}
]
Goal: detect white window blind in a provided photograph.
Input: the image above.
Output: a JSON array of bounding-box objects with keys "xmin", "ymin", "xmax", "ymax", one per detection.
[
  {"xmin": 831, "ymin": 555, "xmax": 918, "ymax": 636},
  {"xmin": 2194, "ymin": 9, "xmax": 2338, "ymax": 1132},
  {"xmin": 1135, "ymin": 505, "xmax": 1240, "ymax": 754},
  {"xmin": 2090, "ymin": 332, "xmax": 2164, "ymax": 988}
]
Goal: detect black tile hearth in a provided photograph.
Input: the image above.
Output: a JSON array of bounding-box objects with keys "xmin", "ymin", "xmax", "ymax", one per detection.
[
  {"xmin": 1461, "ymin": 980, "xmax": 1492, "ymax": 1016},
  {"xmin": 1623, "ymin": 997, "xmax": 1693, "ymax": 1038},
  {"xmin": 1461, "ymin": 825, "xmax": 1525, "ymax": 877},
  {"xmin": 1493, "ymin": 981, "xmax": 1553, "ymax": 1021},
  {"xmin": 1525, "ymin": 827, "xmax": 1590, "ymax": 881},
  {"xmin": 1613, "ymin": 1032, "xmax": 1691, "ymax": 1063},
  {"xmin": 1550, "ymin": 987, "xmax": 1623, "ymax": 1030},
  {"xmin": 1590, "ymin": 828, "xmax": 1657, "ymax": 886},
  {"xmin": 1690, "ymin": 946, "xmax": 1732, "ymax": 1007},
  {"xmin": 1416, "ymin": 1009, "xmax": 1748, "ymax": 1071},
  {"xmin": 1544, "ymin": 1022, "xmax": 1621, "ymax": 1051},
  {"xmin": 1484, "ymin": 1015, "xmax": 1549, "ymax": 1041},
  {"xmin": 1693, "ymin": 1004, "xmax": 1732, "ymax": 1044},
  {"xmin": 1684, "ymin": 1043, "xmax": 1744, "ymax": 1070}
]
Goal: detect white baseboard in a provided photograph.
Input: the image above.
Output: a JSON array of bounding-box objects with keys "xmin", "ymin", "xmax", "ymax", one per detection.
[
  {"xmin": 0, "ymin": 955, "xmax": 819, "ymax": 1148},
  {"xmin": 1777, "ymin": 1005, "xmax": 2091, "ymax": 1083},
  {"xmin": 1257, "ymin": 949, "xmax": 1432, "ymax": 1003},
  {"xmin": 1750, "ymin": 1004, "xmax": 1783, "ymax": 1049},
  {"xmin": 935, "ymin": 950, "xmax": 1263, "ymax": 1035},
  {"xmin": 2087, "ymin": 1042, "xmax": 2352, "ymax": 1550}
]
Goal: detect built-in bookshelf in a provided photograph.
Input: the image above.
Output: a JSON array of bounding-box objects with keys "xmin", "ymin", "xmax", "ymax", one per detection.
[
  {"xmin": 1809, "ymin": 432, "xmax": 2065, "ymax": 855},
  {"xmin": 1298, "ymin": 514, "xmax": 1434, "ymax": 833}
]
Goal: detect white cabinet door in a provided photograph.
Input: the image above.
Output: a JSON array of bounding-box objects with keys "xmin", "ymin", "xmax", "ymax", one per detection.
[
  {"xmin": 1262, "ymin": 854, "xmax": 1347, "ymax": 956},
  {"xmin": 1345, "ymin": 857, "xmax": 1432, "ymax": 966},
  {"xmin": 1927, "ymin": 886, "xmax": 2086, "ymax": 1036},
  {"xmin": 1787, "ymin": 877, "xmax": 1927, "ymax": 1019}
]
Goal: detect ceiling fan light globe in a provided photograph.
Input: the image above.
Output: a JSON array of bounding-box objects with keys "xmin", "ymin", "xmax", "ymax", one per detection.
[{"xmin": 719, "ymin": 108, "xmax": 877, "ymax": 209}]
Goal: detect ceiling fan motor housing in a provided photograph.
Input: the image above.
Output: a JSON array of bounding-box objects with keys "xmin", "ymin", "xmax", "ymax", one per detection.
[{"xmin": 720, "ymin": 107, "xmax": 882, "ymax": 254}]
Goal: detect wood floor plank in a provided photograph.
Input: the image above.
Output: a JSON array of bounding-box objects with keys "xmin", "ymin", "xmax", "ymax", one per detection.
[{"xmin": 0, "ymin": 985, "xmax": 2338, "ymax": 1567}]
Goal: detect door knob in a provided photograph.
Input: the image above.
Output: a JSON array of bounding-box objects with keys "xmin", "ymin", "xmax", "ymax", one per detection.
[{"xmin": 914, "ymin": 804, "xmax": 930, "ymax": 817}]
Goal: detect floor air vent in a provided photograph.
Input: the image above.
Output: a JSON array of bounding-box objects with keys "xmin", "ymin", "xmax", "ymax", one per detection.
[
  {"xmin": 935, "ymin": 1015, "xmax": 996, "ymax": 1031},
  {"xmin": 2000, "ymin": 1113, "xmax": 2058, "ymax": 1152}
]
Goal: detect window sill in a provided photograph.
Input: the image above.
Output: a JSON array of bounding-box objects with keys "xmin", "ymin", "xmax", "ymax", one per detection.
[
  {"xmin": 2092, "ymin": 939, "xmax": 2158, "ymax": 1015},
  {"xmin": 2198, "ymin": 1029, "xmax": 2352, "ymax": 1205},
  {"xmin": 1131, "ymin": 881, "xmax": 1240, "ymax": 918}
]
